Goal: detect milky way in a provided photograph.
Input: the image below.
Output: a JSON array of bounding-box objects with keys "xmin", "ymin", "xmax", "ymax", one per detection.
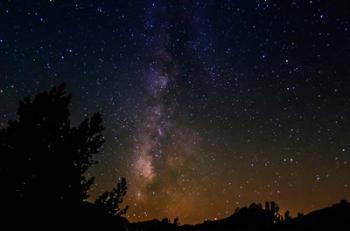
[
  {"xmin": 130, "ymin": 49, "xmax": 177, "ymax": 199},
  {"xmin": 128, "ymin": 4, "xmax": 204, "ymax": 218}
]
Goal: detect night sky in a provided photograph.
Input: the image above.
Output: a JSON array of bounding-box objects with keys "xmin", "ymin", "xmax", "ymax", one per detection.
[{"xmin": 1, "ymin": 0, "xmax": 350, "ymax": 224}]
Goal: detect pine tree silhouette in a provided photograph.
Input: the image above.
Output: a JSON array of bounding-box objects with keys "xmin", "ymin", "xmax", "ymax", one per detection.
[{"xmin": 0, "ymin": 84, "xmax": 105, "ymax": 216}]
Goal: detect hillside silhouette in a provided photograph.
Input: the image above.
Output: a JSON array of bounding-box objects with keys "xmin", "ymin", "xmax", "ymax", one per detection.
[
  {"xmin": 0, "ymin": 84, "xmax": 349, "ymax": 230},
  {"xmin": 130, "ymin": 200, "xmax": 350, "ymax": 231}
]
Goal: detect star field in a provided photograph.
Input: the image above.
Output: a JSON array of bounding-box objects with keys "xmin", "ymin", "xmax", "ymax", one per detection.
[{"xmin": 0, "ymin": 0, "xmax": 349, "ymax": 224}]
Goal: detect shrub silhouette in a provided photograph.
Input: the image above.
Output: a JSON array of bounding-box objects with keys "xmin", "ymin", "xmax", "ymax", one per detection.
[{"xmin": 0, "ymin": 84, "xmax": 126, "ymax": 217}]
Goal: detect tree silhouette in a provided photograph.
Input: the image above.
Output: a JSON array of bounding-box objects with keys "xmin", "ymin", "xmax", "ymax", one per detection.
[
  {"xmin": 265, "ymin": 201, "xmax": 282, "ymax": 224},
  {"xmin": 94, "ymin": 177, "xmax": 129, "ymax": 217},
  {"xmin": 173, "ymin": 217, "xmax": 180, "ymax": 226},
  {"xmin": 0, "ymin": 84, "xmax": 106, "ymax": 216}
]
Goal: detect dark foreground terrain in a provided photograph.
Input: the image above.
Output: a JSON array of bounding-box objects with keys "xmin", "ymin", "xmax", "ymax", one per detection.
[{"xmin": 131, "ymin": 200, "xmax": 350, "ymax": 231}]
